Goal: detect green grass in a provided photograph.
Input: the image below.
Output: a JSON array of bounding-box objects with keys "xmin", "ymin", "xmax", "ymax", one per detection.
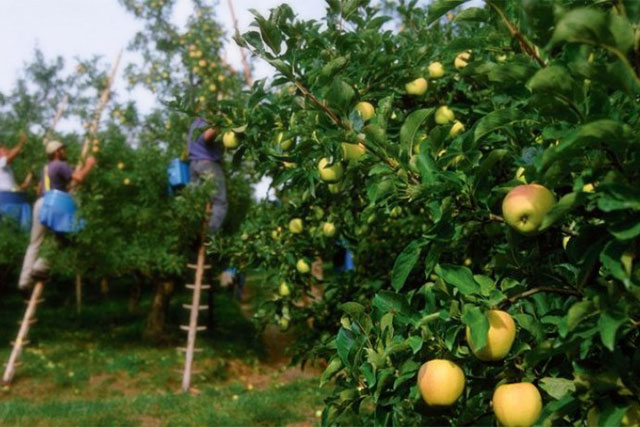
[{"xmin": 0, "ymin": 277, "xmax": 327, "ymax": 426}]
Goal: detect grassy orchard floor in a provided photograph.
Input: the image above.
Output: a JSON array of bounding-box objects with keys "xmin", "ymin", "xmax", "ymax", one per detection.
[{"xmin": 0, "ymin": 276, "xmax": 327, "ymax": 426}]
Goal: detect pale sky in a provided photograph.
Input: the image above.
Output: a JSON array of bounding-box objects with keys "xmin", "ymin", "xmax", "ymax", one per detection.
[{"xmin": 0, "ymin": 0, "xmax": 326, "ymax": 112}]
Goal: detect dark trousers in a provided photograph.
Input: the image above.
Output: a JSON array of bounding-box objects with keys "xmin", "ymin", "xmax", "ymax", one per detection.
[{"xmin": 190, "ymin": 159, "xmax": 228, "ymax": 232}]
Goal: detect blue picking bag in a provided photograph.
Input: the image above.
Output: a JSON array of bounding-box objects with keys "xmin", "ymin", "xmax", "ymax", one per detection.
[
  {"xmin": 168, "ymin": 159, "xmax": 190, "ymax": 189},
  {"xmin": 39, "ymin": 190, "xmax": 85, "ymax": 233},
  {"xmin": 343, "ymin": 249, "xmax": 355, "ymax": 272},
  {"xmin": 0, "ymin": 191, "xmax": 32, "ymax": 230}
]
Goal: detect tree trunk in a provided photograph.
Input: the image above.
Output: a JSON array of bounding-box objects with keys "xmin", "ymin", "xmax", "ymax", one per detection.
[
  {"xmin": 100, "ymin": 277, "xmax": 109, "ymax": 296},
  {"xmin": 129, "ymin": 279, "xmax": 142, "ymax": 313},
  {"xmin": 144, "ymin": 279, "xmax": 175, "ymax": 342}
]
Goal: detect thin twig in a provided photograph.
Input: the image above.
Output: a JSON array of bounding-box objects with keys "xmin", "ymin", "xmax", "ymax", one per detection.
[
  {"xmin": 489, "ymin": 213, "xmax": 504, "ymax": 223},
  {"xmin": 227, "ymin": 0, "xmax": 253, "ymax": 86},
  {"xmin": 486, "ymin": 1, "xmax": 546, "ymax": 68},
  {"xmin": 503, "ymin": 286, "xmax": 581, "ymax": 306}
]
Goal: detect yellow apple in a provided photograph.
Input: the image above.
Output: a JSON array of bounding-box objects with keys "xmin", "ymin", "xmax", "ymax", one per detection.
[
  {"xmin": 198, "ymin": 59, "xmax": 207, "ymax": 67},
  {"xmin": 117, "ymin": 162, "xmax": 125, "ymax": 170},
  {"xmin": 322, "ymin": 222, "xmax": 336, "ymax": 237},
  {"xmin": 317, "ymin": 158, "xmax": 344, "ymax": 182},
  {"xmin": 405, "ymin": 78, "xmax": 428, "ymax": 95},
  {"xmin": 455, "ymin": 52, "xmax": 471, "ymax": 69},
  {"xmin": 289, "ymin": 218, "xmax": 303, "ymax": 234},
  {"xmin": 435, "ymin": 106, "xmax": 455, "ymax": 124},
  {"xmin": 417, "ymin": 360, "xmax": 465, "ymax": 406},
  {"xmin": 428, "ymin": 62, "xmax": 444, "ymax": 78},
  {"xmin": 223, "ymin": 131, "xmax": 238, "ymax": 148},
  {"xmin": 355, "ymin": 102, "xmax": 375, "ymax": 121},
  {"xmin": 296, "ymin": 259, "xmax": 310, "ymax": 274},
  {"xmin": 123, "ymin": 178, "xmax": 131, "ymax": 186},
  {"xmin": 502, "ymin": 184, "xmax": 556, "ymax": 235},
  {"xmin": 278, "ymin": 282, "xmax": 290, "ymax": 297},
  {"xmin": 449, "ymin": 120, "xmax": 465, "ymax": 137},
  {"xmin": 492, "ymin": 383, "xmax": 542, "ymax": 427},
  {"xmin": 341, "ymin": 142, "xmax": 366, "ymax": 161},
  {"xmin": 466, "ymin": 310, "xmax": 516, "ymax": 361},
  {"xmin": 209, "ymin": 83, "xmax": 217, "ymax": 92}
]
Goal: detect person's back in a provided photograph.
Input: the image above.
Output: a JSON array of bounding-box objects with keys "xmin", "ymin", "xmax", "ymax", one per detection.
[
  {"xmin": 187, "ymin": 117, "xmax": 228, "ymax": 234},
  {"xmin": 40, "ymin": 159, "xmax": 73, "ymax": 193},
  {"xmin": 0, "ymin": 150, "xmax": 17, "ymax": 192},
  {"xmin": 188, "ymin": 118, "xmax": 222, "ymax": 162}
]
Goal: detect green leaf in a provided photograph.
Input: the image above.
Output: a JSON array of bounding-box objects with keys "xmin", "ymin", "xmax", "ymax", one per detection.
[
  {"xmin": 400, "ymin": 109, "xmax": 433, "ymax": 154},
  {"xmin": 321, "ymin": 56, "xmax": 349, "ymax": 80},
  {"xmin": 540, "ymin": 192, "xmax": 584, "ymax": 231},
  {"xmin": 527, "ymin": 65, "xmax": 575, "ymax": 98},
  {"xmin": 320, "ymin": 358, "xmax": 343, "ymax": 387},
  {"xmin": 565, "ymin": 300, "xmax": 594, "ymax": 334},
  {"xmin": 608, "ymin": 216, "xmax": 640, "ymax": 240},
  {"xmin": 473, "ymin": 109, "xmax": 526, "ymax": 142},
  {"xmin": 250, "ymin": 10, "xmax": 282, "ymax": 55},
  {"xmin": 598, "ymin": 309, "xmax": 626, "ymax": 351},
  {"xmin": 539, "ymin": 377, "xmax": 576, "ymax": 400},
  {"xmin": 461, "ymin": 305, "xmax": 489, "ymax": 351},
  {"xmin": 340, "ymin": 302, "xmax": 365, "ymax": 318},
  {"xmin": 597, "ymin": 184, "xmax": 640, "ymax": 212},
  {"xmin": 426, "ymin": 0, "xmax": 470, "ymax": 25},
  {"xmin": 551, "ymin": 8, "xmax": 609, "ymax": 48},
  {"xmin": 372, "ymin": 291, "xmax": 418, "ymax": 327},
  {"xmin": 336, "ymin": 327, "xmax": 356, "ymax": 366},
  {"xmin": 391, "ymin": 239, "xmax": 427, "ymax": 291},
  {"xmin": 325, "ymin": 79, "xmax": 355, "ymax": 113},
  {"xmin": 435, "ymin": 264, "xmax": 480, "ymax": 295},
  {"xmin": 453, "ymin": 7, "xmax": 488, "ymax": 23}
]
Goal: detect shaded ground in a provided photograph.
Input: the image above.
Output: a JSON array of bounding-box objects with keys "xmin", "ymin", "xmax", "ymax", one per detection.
[{"xmin": 0, "ymin": 275, "xmax": 327, "ymax": 426}]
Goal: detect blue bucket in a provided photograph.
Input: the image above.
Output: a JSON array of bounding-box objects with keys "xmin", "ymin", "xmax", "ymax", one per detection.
[
  {"xmin": 0, "ymin": 191, "xmax": 32, "ymax": 230},
  {"xmin": 168, "ymin": 159, "xmax": 190, "ymax": 189},
  {"xmin": 343, "ymin": 249, "xmax": 355, "ymax": 272},
  {"xmin": 39, "ymin": 190, "xmax": 84, "ymax": 233}
]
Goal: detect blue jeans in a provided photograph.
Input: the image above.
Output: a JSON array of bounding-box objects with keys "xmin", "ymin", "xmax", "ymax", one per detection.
[{"xmin": 190, "ymin": 160, "xmax": 227, "ymax": 233}]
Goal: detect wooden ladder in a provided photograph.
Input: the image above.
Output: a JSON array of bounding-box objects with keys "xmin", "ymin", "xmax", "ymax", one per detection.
[
  {"xmin": 179, "ymin": 204, "xmax": 212, "ymax": 393},
  {"xmin": 3, "ymin": 281, "xmax": 45, "ymax": 384}
]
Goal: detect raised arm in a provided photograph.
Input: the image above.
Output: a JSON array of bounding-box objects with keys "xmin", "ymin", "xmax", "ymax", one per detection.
[
  {"xmin": 6, "ymin": 132, "xmax": 27, "ymax": 163},
  {"xmin": 72, "ymin": 156, "xmax": 97, "ymax": 184},
  {"xmin": 203, "ymin": 127, "xmax": 219, "ymax": 143}
]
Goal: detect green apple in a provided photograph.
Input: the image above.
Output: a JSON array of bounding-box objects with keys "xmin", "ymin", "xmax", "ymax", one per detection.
[
  {"xmin": 278, "ymin": 282, "xmax": 290, "ymax": 297},
  {"xmin": 289, "ymin": 218, "xmax": 303, "ymax": 234},
  {"xmin": 313, "ymin": 206, "xmax": 324, "ymax": 220},
  {"xmin": 428, "ymin": 62, "xmax": 444, "ymax": 78},
  {"xmin": 454, "ymin": 52, "xmax": 471, "ymax": 69},
  {"xmin": 328, "ymin": 183, "xmax": 341, "ymax": 194},
  {"xmin": 355, "ymin": 102, "xmax": 375, "ymax": 121},
  {"xmin": 322, "ymin": 222, "xmax": 336, "ymax": 237},
  {"xmin": 449, "ymin": 120, "xmax": 465, "ymax": 137},
  {"xmin": 276, "ymin": 132, "xmax": 293, "ymax": 150},
  {"xmin": 318, "ymin": 158, "xmax": 344, "ymax": 182},
  {"xmin": 502, "ymin": 184, "xmax": 556, "ymax": 235},
  {"xmin": 341, "ymin": 142, "xmax": 366, "ymax": 161},
  {"xmin": 435, "ymin": 106, "xmax": 455, "ymax": 125},
  {"xmin": 223, "ymin": 131, "xmax": 238, "ymax": 148},
  {"xmin": 405, "ymin": 78, "xmax": 428, "ymax": 95},
  {"xmin": 296, "ymin": 259, "xmax": 310, "ymax": 274}
]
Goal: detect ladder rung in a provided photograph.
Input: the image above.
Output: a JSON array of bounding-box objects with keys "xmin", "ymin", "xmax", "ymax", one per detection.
[
  {"xmin": 188, "ymin": 264, "xmax": 212, "ymax": 270},
  {"xmin": 10, "ymin": 340, "xmax": 29, "ymax": 347},
  {"xmin": 177, "ymin": 347, "xmax": 203, "ymax": 353},
  {"xmin": 18, "ymin": 319, "xmax": 37, "ymax": 325},
  {"xmin": 182, "ymin": 304, "xmax": 209, "ymax": 310},
  {"xmin": 174, "ymin": 369, "xmax": 202, "ymax": 374},
  {"xmin": 180, "ymin": 325, "xmax": 207, "ymax": 331},
  {"xmin": 186, "ymin": 284, "xmax": 211, "ymax": 290},
  {"xmin": 4, "ymin": 362, "xmax": 21, "ymax": 367},
  {"xmin": 24, "ymin": 298, "xmax": 45, "ymax": 304}
]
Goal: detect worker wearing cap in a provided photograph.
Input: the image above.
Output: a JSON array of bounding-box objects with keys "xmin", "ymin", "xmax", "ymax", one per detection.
[{"xmin": 18, "ymin": 141, "xmax": 96, "ymax": 291}]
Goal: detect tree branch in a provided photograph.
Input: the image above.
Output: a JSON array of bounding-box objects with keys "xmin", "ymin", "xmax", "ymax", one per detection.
[
  {"xmin": 486, "ymin": 1, "xmax": 546, "ymax": 68},
  {"xmin": 503, "ymin": 286, "xmax": 582, "ymax": 306}
]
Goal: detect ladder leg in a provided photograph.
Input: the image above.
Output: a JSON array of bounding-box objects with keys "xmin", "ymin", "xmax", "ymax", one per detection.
[
  {"xmin": 3, "ymin": 281, "xmax": 44, "ymax": 384},
  {"xmin": 181, "ymin": 203, "xmax": 213, "ymax": 393}
]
